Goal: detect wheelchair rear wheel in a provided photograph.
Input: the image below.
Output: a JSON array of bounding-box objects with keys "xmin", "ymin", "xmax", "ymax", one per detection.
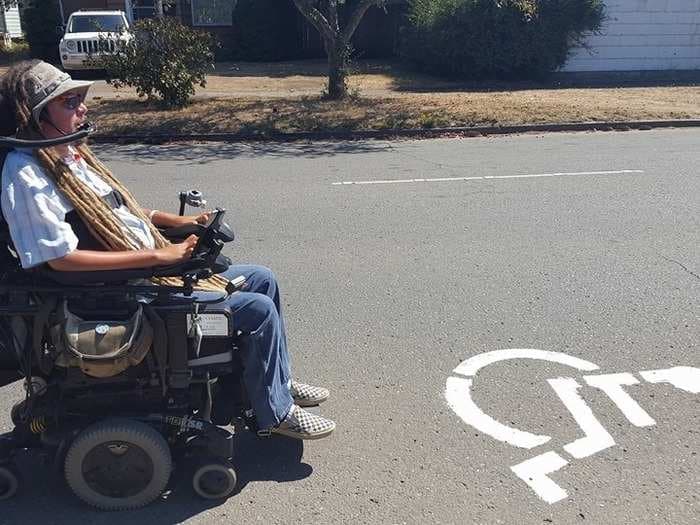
[
  {"xmin": 64, "ymin": 419, "xmax": 172, "ymax": 510},
  {"xmin": 0, "ymin": 464, "xmax": 19, "ymax": 500}
]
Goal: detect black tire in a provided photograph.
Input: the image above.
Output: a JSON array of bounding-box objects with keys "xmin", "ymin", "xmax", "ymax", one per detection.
[
  {"xmin": 0, "ymin": 465, "xmax": 19, "ymax": 501},
  {"xmin": 10, "ymin": 400, "xmax": 25, "ymax": 426},
  {"xmin": 192, "ymin": 458, "xmax": 237, "ymax": 500},
  {"xmin": 64, "ymin": 419, "xmax": 172, "ymax": 511}
]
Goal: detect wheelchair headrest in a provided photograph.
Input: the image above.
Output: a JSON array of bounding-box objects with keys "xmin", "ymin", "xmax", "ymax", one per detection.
[
  {"xmin": 0, "ymin": 92, "xmax": 15, "ymax": 171},
  {"xmin": 0, "ymin": 149, "xmax": 7, "ymax": 177},
  {"xmin": 0, "ymin": 91, "xmax": 13, "ymax": 137},
  {"xmin": 0, "ymin": 89, "xmax": 11, "ymax": 178}
]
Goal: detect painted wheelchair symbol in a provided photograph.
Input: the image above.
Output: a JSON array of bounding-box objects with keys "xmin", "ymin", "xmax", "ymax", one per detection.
[{"xmin": 445, "ymin": 349, "xmax": 699, "ymax": 504}]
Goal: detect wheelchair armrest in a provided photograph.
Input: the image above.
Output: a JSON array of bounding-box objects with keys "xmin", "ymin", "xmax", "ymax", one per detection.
[
  {"xmin": 159, "ymin": 224, "xmax": 206, "ymax": 243},
  {"xmin": 39, "ymin": 266, "xmax": 157, "ymax": 285},
  {"xmin": 39, "ymin": 254, "xmax": 231, "ymax": 286},
  {"xmin": 154, "ymin": 254, "xmax": 231, "ymax": 278}
]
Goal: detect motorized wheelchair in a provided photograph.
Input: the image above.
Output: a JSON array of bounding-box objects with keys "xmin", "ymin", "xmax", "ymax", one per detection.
[{"xmin": 0, "ymin": 126, "xmax": 260, "ymax": 510}]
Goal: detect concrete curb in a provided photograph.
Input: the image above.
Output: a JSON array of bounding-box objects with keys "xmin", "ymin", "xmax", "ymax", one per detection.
[{"xmin": 90, "ymin": 119, "xmax": 700, "ymax": 144}]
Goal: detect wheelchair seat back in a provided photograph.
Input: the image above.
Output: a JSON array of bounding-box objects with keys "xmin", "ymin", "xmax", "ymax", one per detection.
[{"xmin": 0, "ymin": 148, "xmax": 24, "ymax": 276}]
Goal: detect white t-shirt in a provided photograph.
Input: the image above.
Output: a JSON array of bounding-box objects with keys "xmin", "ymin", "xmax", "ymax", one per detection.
[{"xmin": 1, "ymin": 148, "xmax": 155, "ymax": 269}]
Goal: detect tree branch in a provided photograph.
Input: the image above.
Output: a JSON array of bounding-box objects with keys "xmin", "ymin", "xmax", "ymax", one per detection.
[
  {"xmin": 327, "ymin": 0, "xmax": 340, "ymax": 33},
  {"xmin": 340, "ymin": 0, "xmax": 383, "ymax": 43},
  {"xmin": 292, "ymin": 0, "xmax": 337, "ymax": 42}
]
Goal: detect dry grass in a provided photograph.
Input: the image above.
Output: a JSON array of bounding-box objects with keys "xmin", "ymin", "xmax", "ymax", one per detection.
[
  {"xmin": 3, "ymin": 60, "xmax": 699, "ymax": 135},
  {"xmin": 91, "ymin": 86, "xmax": 700, "ymax": 136}
]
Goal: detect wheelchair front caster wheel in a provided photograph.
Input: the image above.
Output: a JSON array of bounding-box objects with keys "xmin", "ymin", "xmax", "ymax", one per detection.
[
  {"xmin": 192, "ymin": 458, "xmax": 237, "ymax": 500},
  {"xmin": 0, "ymin": 464, "xmax": 19, "ymax": 500},
  {"xmin": 64, "ymin": 419, "xmax": 172, "ymax": 510},
  {"xmin": 10, "ymin": 401, "xmax": 26, "ymax": 426}
]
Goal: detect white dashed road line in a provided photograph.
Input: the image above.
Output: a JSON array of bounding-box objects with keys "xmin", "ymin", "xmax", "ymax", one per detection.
[{"xmin": 332, "ymin": 169, "xmax": 645, "ymax": 186}]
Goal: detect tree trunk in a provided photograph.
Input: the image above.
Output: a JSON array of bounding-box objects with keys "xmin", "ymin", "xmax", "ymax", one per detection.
[
  {"xmin": 154, "ymin": 0, "xmax": 164, "ymax": 18},
  {"xmin": 326, "ymin": 44, "xmax": 348, "ymax": 99},
  {"xmin": 292, "ymin": 0, "xmax": 384, "ymax": 100}
]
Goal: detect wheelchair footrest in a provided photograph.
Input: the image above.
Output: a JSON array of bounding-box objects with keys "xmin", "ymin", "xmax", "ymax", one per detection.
[{"xmin": 187, "ymin": 350, "xmax": 233, "ymax": 368}]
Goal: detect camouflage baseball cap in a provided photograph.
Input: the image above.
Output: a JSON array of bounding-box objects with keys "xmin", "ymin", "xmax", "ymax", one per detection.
[{"xmin": 25, "ymin": 61, "xmax": 92, "ymax": 124}]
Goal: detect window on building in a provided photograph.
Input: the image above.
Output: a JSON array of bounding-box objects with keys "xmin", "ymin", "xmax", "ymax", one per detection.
[
  {"xmin": 191, "ymin": 0, "xmax": 233, "ymax": 26},
  {"xmin": 129, "ymin": 0, "xmax": 176, "ymax": 22},
  {"xmin": 131, "ymin": 0, "xmax": 156, "ymax": 21}
]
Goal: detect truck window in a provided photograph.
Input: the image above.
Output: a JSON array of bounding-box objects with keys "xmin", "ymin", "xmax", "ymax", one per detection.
[{"xmin": 67, "ymin": 15, "xmax": 125, "ymax": 33}]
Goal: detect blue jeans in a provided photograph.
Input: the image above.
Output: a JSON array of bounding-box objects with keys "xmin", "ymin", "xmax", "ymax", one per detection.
[{"xmin": 192, "ymin": 264, "xmax": 294, "ymax": 429}]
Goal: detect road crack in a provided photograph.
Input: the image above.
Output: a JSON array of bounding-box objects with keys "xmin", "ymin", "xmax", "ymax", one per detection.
[{"xmin": 659, "ymin": 254, "xmax": 700, "ymax": 281}]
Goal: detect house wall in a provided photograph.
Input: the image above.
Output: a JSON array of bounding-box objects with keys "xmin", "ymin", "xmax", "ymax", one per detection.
[
  {"xmin": 562, "ymin": 0, "xmax": 700, "ymax": 71},
  {"xmin": 1, "ymin": 7, "xmax": 23, "ymax": 37},
  {"xmin": 178, "ymin": 0, "xmax": 232, "ymax": 51},
  {"xmin": 55, "ymin": 0, "xmax": 402, "ymax": 59},
  {"xmin": 294, "ymin": 4, "xmax": 407, "ymax": 58},
  {"xmin": 61, "ymin": 0, "xmax": 127, "ymax": 19}
]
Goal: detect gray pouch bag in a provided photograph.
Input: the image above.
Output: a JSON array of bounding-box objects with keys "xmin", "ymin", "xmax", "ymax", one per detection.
[{"xmin": 53, "ymin": 301, "xmax": 153, "ymax": 378}]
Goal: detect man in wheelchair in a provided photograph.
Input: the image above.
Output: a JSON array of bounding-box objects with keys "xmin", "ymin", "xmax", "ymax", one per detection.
[{"xmin": 0, "ymin": 60, "xmax": 335, "ymax": 509}]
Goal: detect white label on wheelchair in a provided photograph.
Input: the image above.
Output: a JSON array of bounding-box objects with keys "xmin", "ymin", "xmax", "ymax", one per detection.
[{"xmin": 186, "ymin": 313, "xmax": 230, "ymax": 337}]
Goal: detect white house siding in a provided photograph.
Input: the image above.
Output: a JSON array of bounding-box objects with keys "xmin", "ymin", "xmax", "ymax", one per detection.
[
  {"xmin": 562, "ymin": 0, "xmax": 700, "ymax": 72},
  {"xmin": 1, "ymin": 7, "xmax": 22, "ymax": 38}
]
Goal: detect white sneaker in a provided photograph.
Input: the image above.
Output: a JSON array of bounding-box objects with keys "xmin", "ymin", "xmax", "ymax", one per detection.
[
  {"xmin": 271, "ymin": 405, "xmax": 336, "ymax": 440},
  {"xmin": 290, "ymin": 380, "xmax": 330, "ymax": 407}
]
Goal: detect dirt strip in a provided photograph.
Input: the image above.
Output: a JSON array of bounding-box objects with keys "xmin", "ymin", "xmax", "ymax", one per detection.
[{"xmin": 90, "ymin": 87, "xmax": 700, "ymax": 136}]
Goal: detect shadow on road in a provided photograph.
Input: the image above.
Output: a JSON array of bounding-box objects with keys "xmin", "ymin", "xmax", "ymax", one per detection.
[
  {"xmin": 213, "ymin": 60, "xmax": 330, "ymax": 78},
  {"xmin": 210, "ymin": 60, "xmax": 401, "ymax": 79},
  {"xmin": 69, "ymin": 70, "xmax": 110, "ymax": 81},
  {"xmin": 95, "ymin": 140, "xmax": 394, "ymax": 165},
  {"xmin": 389, "ymin": 70, "xmax": 700, "ymax": 93},
  {"xmin": 0, "ymin": 430, "xmax": 310, "ymax": 524}
]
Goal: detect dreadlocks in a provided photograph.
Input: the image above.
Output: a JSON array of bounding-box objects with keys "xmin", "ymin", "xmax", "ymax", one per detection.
[{"xmin": 1, "ymin": 60, "xmax": 227, "ymax": 292}]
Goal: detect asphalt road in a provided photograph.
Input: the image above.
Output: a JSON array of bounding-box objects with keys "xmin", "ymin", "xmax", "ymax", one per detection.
[{"xmin": 0, "ymin": 129, "xmax": 697, "ymax": 524}]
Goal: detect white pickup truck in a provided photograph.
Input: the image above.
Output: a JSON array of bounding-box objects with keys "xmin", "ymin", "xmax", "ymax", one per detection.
[{"xmin": 59, "ymin": 10, "xmax": 130, "ymax": 71}]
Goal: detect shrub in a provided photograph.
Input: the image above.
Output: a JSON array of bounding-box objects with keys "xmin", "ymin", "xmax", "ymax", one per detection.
[
  {"xmin": 400, "ymin": 0, "xmax": 605, "ymax": 80},
  {"xmin": 99, "ymin": 17, "xmax": 216, "ymax": 108},
  {"xmin": 0, "ymin": 39, "xmax": 30, "ymax": 65}
]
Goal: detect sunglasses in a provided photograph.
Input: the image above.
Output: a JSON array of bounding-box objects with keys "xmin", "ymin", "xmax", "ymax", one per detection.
[{"xmin": 59, "ymin": 93, "xmax": 85, "ymax": 110}]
